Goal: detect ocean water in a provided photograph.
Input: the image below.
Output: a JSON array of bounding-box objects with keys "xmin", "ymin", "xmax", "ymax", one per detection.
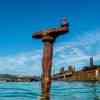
[{"xmin": 0, "ymin": 81, "xmax": 100, "ymax": 100}]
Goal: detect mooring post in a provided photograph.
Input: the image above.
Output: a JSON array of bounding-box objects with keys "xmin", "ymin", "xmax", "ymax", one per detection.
[
  {"xmin": 41, "ymin": 36, "xmax": 54, "ymax": 99},
  {"xmin": 32, "ymin": 17, "xmax": 69, "ymax": 100}
]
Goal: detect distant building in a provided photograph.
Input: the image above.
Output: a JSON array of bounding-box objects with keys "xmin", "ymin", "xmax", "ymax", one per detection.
[
  {"xmin": 60, "ymin": 67, "xmax": 65, "ymax": 73},
  {"xmin": 68, "ymin": 65, "xmax": 75, "ymax": 73},
  {"xmin": 90, "ymin": 56, "xmax": 94, "ymax": 66}
]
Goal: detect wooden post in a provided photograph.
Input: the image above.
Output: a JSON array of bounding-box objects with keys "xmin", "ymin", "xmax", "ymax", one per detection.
[
  {"xmin": 32, "ymin": 17, "xmax": 69, "ymax": 100},
  {"xmin": 41, "ymin": 36, "xmax": 54, "ymax": 99}
]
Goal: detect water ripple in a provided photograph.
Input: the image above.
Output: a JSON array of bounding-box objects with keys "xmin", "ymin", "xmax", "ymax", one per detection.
[{"xmin": 0, "ymin": 82, "xmax": 99, "ymax": 100}]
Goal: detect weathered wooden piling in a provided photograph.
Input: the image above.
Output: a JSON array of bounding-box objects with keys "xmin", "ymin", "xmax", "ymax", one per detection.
[{"xmin": 32, "ymin": 17, "xmax": 69, "ymax": 99}]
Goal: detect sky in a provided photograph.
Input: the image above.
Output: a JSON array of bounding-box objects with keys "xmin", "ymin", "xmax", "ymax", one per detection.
[{"xmin": 0, "ymin": 0, "xmax": 100, "ymax": 75}]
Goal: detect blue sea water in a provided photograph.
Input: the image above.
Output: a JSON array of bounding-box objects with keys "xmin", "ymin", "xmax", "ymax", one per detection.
[{"xmin": 0, "ymin": 81, "xmax": 100, "ymax": 100}]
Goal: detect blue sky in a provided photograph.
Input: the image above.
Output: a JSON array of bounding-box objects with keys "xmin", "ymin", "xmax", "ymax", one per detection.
[{"xmin": 0, "ymin": 0, "xmax": 100, "ymax": 75}]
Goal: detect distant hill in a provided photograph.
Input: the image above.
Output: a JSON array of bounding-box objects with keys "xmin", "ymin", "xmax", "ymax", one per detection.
[{"xmin": 0, "ymin": 74, "xmax": 40, "ymax": 82}]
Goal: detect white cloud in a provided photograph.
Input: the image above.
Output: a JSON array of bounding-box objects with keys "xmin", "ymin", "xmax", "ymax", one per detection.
[{"xmin": 0, "ymin": 30, "xmax": 100, "ymax": 75}]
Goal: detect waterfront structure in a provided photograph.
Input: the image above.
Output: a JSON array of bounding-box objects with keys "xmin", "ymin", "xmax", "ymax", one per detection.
[
  {"xmin": 53, "ymin": 65, "xmax": 74, "ymax": 80},
  {"xmin": 53, "ymin": 57, "xmax": 100, "ymax": 81},
  {"xmin": 32, "ymin": 18, "xmax": 69, "ymax": 99}
]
